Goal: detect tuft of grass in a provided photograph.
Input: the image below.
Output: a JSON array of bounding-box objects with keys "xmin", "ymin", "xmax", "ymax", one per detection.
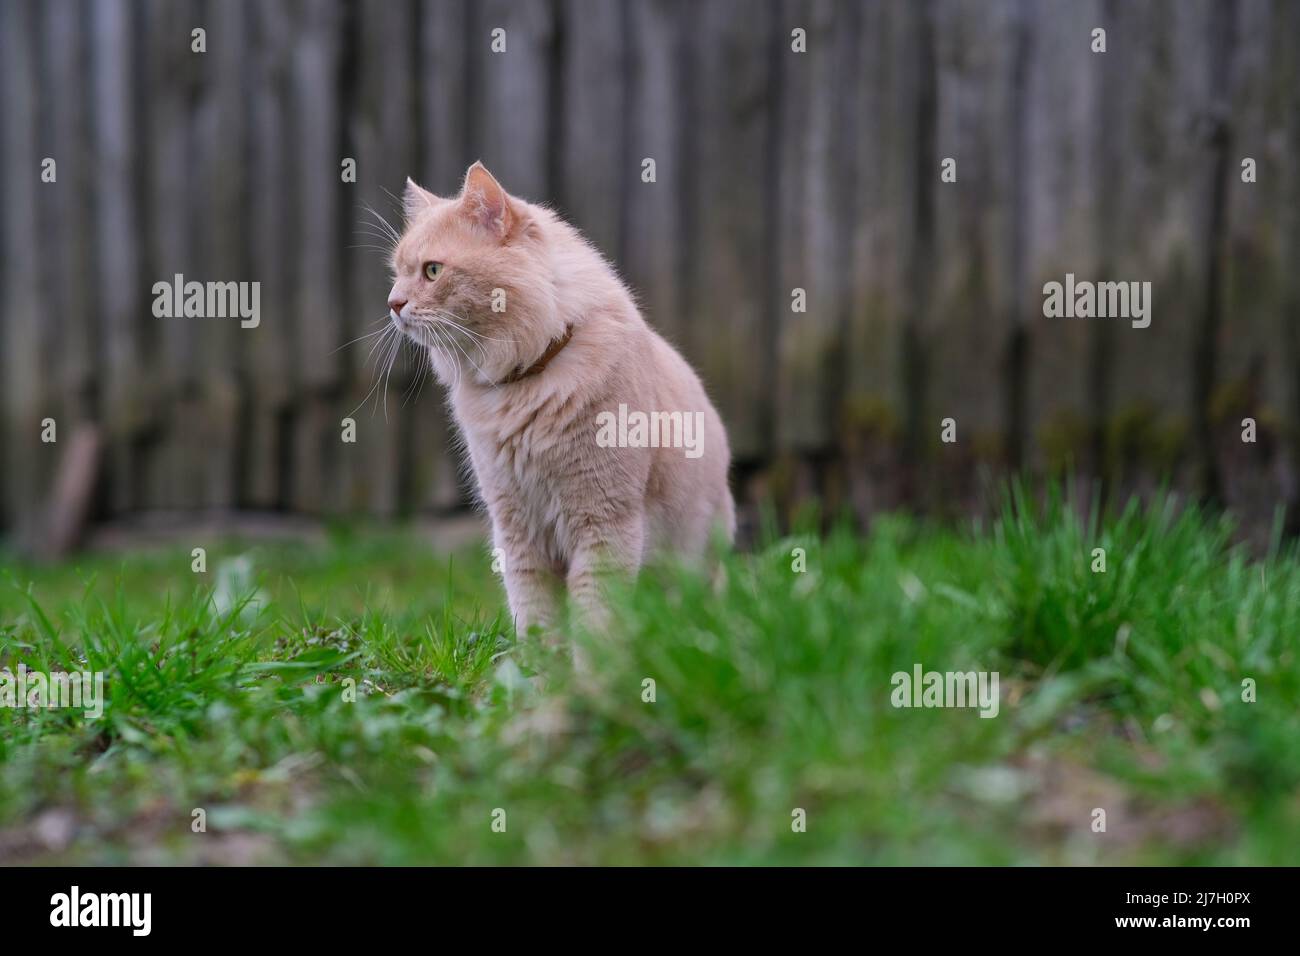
[{"xmin": 0, "ymin": 496, "xmax": 1297, "ymax": 865}]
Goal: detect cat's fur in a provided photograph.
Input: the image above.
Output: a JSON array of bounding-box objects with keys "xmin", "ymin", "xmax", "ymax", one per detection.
[{"xmin": 388, "ymin": 162, "xmax": 734, "ymax": 634}]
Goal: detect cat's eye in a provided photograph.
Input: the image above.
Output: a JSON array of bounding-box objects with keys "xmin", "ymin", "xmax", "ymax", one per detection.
[{"xmin": 423, "ymin": 262, "xmax": 443, "ymax": 280}]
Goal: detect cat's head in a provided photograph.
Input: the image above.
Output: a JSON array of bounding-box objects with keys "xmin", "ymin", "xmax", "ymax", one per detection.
[{"xmin": 387, "ymin": 161, "xmax": 561, "ymax": 385}]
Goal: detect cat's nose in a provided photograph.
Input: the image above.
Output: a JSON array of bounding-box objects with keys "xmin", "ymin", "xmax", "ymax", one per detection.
[{"xmin": 388, "ymin": 296, "xmax": 407, "ymax": 316}]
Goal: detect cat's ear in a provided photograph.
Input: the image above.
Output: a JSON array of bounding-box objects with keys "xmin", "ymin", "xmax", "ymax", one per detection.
[
  {"xmin": 403, "ymin": 177, "xmax": 437, "ymax": 222},
  {"xmin": 459, "ymin": 161, "xmax": 512, "ymax": 239}
]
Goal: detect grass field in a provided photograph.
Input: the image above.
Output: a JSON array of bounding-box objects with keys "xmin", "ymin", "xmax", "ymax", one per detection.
[{"xmin": 1, "ymin": 489, "xmax": 1298, "ymax": 865}]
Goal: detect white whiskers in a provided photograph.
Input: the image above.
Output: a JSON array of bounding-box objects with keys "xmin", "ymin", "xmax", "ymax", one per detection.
[{"xmin": 347, "ymin": 322, "xmax": 401, "ymax": 420}]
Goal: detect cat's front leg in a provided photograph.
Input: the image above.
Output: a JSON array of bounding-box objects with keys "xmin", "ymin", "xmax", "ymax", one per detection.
[
  {"xmin": 496, "ymin": 534, "xmax": 563, "ymax": 637},
  {"xmin": 565, "ymin": 510, "xmax": 646, "ymax": 635}
]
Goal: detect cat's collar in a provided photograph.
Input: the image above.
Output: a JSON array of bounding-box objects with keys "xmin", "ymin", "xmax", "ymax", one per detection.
[{"xmin": 501, "ymin": 325, "xmax": 575, "ymax": 384}]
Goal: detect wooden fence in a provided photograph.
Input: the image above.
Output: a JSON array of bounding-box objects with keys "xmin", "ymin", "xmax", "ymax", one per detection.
[{"xmin": 2, "ymin": 0, "xmax": 1299, "ymax": 546}]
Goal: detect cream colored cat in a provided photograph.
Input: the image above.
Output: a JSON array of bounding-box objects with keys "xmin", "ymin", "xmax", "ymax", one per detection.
[{"xmin": 387, "ymin": 161, "xmax": 735, "ymax": 634}]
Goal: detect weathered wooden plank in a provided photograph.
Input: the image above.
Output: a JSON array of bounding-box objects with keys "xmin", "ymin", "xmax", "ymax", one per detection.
[
  {"xmin": 0, "ymin": 0, "xmax": 43, "ymax": 541},
  {"xmin": 290, "ymin": 0, "xmax": 347, "ymax": 513},
  {"xmin": 775, "ymin": 0, "xmax": 860, "ymax": 454},
  {"xmin": 923, "ymin": 0, "xmax": 1020, "ymax": 489},
  {"xmin": 91, "ymin": 0, "xmax": 146, "ymax": 518},
  {"xmin": 42, "ymin": 0, "xmax": 93, "ymax": 431},
  {"xmin": 687, "ymin": 0, "xmax": 777, "ymax": 462},
  {"xmin": 1283, "ymin": 0, "xmax": 1300, "ymax": 530},
  {"xmin": 143, "ymin": 0, "xmax": 198, "ymax": 511},
  {"xmin": 1092, "ymin": 0, "xmax": 1208, "ymax": 503},
  {"xmin": 557, "ymin": 0, "xmax": 628, "ymax": 257},
  {"xmin": 476, "ymin": 0, "xmax": 554, "ymax": 202},
  {"xmin": 840, "ymin": 0, "xmax": 916, "ymax": 519},
  {"xmin": 28, "ymin": 0, "xmax": 72, "ymax": 543},
  {"xmin": 1186, "ymin": 0, "xmax": 1238, "ymax": 504},
  {"xmin": 294, "ymin": 0, "xmax": 347, "ymax": 385},
  {"xmin": 1211, "ymin": 0, "xmax": 1290, "ymax": 526},
  {"xmin": 1015, "ymin": 0, "xmax": 1102, "ymax": 486},
  {"xmin": 245, "ymin": 0, "xmax": 297, "ymax": 509},
  {"xmin": 1082, "ymin": 0, "xmax": 1124, "ymax": 489},
  {"xmin": 893, "ymin": 0, "xmax": 938, "ymax": 503},
  {"xmin": 841, "ymin": 0, "xmax": 906, "ymax": 516},
  {"xmin": 623, "ymin": 0, "xmax": 687, "ymax": 346},
  {"xmin": 995, "ymin": 0, "xmax": 1033, "ymax": 474},
  {"xmin": 339, "ymin": 0, "xmax": 419, "ymax": 517},
  {"xmin": 421, "ymin": 0, "xmax": 472, "ymax": 193},
  {"xmin": 196, "ymin": 0, "xmax": 250, "ymax": 510}
]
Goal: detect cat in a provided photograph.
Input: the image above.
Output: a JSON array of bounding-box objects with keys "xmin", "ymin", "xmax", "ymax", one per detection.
[{"xmin": 387, "ymin": 161, "xmax": 735, "ymax": 635}]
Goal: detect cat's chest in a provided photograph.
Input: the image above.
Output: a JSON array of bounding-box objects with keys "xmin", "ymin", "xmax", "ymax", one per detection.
[
  {"xmin": 459, "ymin": 395, "xmax": 576, "ymax": 492},
  {"xmin": 464, "ymin": 413, "xmax": 577, "ymax": 553}
]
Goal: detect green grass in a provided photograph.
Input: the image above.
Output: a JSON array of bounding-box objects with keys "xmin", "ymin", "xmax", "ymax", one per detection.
[{"xmin": 1, "ymin": 489, "xmax": 1298, "ymax": 864}]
